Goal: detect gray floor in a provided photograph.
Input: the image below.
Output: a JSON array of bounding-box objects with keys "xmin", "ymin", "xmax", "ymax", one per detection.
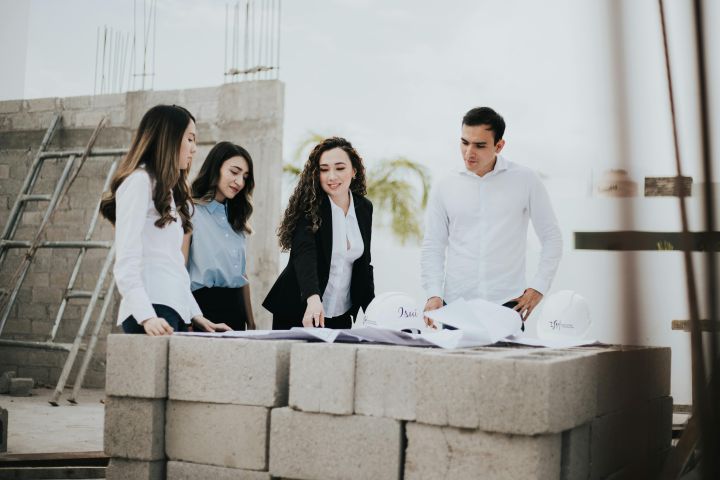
[{"xmin": 1, "ymin": 387, "xmax": 104, "ymax": 454}]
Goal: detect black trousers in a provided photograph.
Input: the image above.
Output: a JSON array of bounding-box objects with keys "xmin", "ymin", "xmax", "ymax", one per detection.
[
  {"xmin": 272, "ymin": 309, "xmax": 353, "ymax": 330},
  {"xmin": 192, "ymin": 286, "xmax": 248, "ymax": 331},
  {"xmin": 122, "ymin": 304, "xmax": 188, "ymax": 334}
]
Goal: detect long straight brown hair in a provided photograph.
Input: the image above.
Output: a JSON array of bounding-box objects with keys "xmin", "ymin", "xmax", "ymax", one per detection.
[{"xmin": 100, "ymin": 105, "xmax": 195, "ymax": 232}]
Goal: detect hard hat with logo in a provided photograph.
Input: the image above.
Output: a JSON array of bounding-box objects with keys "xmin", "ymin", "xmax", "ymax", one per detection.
[
  {"xmin": 536, "ymin": 290, "xmax": 592, "ymax": 340},
  {"xmin": 362, "ymin": 292, "xmax": 426, "ymax": 331}
]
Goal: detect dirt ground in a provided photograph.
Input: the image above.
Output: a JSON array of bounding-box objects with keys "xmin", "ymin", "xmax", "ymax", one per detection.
[{"xmin": 1, "ymin": 387, "xmax": 104, "ymax": 454}]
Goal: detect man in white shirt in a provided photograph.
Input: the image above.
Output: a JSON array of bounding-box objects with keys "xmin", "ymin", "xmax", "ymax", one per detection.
[{"xmin": 421, "ymin": 107, "xmax": 562, "ymax": 326}]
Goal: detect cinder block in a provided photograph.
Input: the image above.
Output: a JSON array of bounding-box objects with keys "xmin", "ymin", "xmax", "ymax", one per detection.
[
  {"xmin": 104, "ymin": 396, "xmax": 165, "ymax": 461},
  {"xmin": 0, "ymin": 371, "xmax": 16, "ymax": 393},
  {"xmin": 90, "ymin": 92, "xmax": 127, "ymax": 109},
  {"xmin": 561, "ymin": 423, "xmax": 590, "ymax": 480},
  {"xmin": 269, "ymin": 407, "xmax": 402, "ymax": 480},
  {"xmin": 106, "ymin": 334, "xmax": 169, "ymax": 398},
  {"xmin": 648, "ymin": 396, "xmax": 673, "ymax": 453},
  {"xmin": 169, "ymin": 336, "xmax": 292, "ymax": 407},
  {"xmin": 0, "ymin": 407, "xmax": 7, "ymax": 453},
  {"xmin": 603, "ymin": 449, "xmax": 668, "ymax": 480},
  {"xmin": 165, "ymin": 400, "xmax": 268, "ymax": 470},
  {"xmin": 106, "ymin": 458, "xmax": 165, "ymax": 480},
  {"xmin": 9, "ymin": 377, "xmax": 34, "ymax": 396},
  {"xmin": 289, "ymin": 343, "xmax": 357, "ymax": 415},
  {"xmin": 415, "ymin": 349, "xmax": 598, "ymax": 434},
  {"xmin": 404, "ymin": 422, "xmax": 561, "ymax": 480},
  {"xmin": 594, "ymin": 346, "xmax": 671, "ymax": 416},
  {"xmin": 62, "ymin": 95, "xmax": 92, "ymax": 110},
  {"xmin": 354, "ymin": 345, "xmax": 428, "ymax": 420},
  {"xmin": 26, "ymin": 97, "xmax": 58, "ymax": 112},
  {"xmin": 167, "ymin": 460, "xmax": 271, "ymax": 480},
  {"xmin": 590, "ymin": 402, "xmax": 650, "ymax": 479},
  {"xmin": 0, "ymin": 99, "xmax": 23, "ymax": 113}
]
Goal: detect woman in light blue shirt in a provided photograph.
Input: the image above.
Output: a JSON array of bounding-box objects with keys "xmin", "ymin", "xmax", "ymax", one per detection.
[{"xmin": 182, "ymin": 142, "xmax": 256, "ymax": 330}]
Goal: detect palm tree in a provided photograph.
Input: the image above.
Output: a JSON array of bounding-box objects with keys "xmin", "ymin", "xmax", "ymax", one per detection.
[{"xmin": 285, "ymin": 132, "xmax": 431, "ymax": 244}]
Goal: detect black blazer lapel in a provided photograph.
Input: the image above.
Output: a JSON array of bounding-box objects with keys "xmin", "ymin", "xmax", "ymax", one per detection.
[
  {"xmin": 353, "ymin": 194, "xmax": 371, "ymax": 257},
  {"xmin": 320, "ymin": 196, "xmax": 333, "ymax": 267}
]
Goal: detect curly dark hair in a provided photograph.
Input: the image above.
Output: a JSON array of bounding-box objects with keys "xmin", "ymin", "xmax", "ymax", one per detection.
[
  {"xmin": 277, "ymin": 137, "xmax": 367, "ymax": 251},
  {"xmin": 191, "ymin": 141, "xmax": 255, "ymax": 234}
]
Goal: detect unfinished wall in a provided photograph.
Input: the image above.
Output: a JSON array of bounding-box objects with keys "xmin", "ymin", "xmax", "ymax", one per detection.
[{"xmin": 0, "ymin": 82, "xmax": 284, "ymax": 388}]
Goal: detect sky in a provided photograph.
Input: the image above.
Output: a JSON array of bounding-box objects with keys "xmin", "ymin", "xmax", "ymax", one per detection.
[
  {"xmin": 2, "ymin": 0, "xmax": 719, "ymax": 184},
  {"xmin": 0, "ymin": 0, "xmax": 671, "ymax": 180}
]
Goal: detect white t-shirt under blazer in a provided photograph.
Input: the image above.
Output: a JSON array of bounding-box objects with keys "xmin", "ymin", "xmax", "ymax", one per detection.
[{"xmin": 113, "ymin": 168, "xmax": 202, "ymax": 325}]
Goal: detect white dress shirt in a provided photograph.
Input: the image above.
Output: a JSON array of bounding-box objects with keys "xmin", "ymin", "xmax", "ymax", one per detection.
[
  {"xmin": 113, "ymin": 169, "xmax": 202, "ymax": 325},
  {"xmin": 322, "ymin": 194, "xmax": 364, "ymax": 318},
  {"xmin": 420, "ymin": 155, "xmax": 562, "ymax": 305}
]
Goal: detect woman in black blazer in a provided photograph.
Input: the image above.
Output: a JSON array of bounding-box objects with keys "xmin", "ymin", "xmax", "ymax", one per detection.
[{"xmin": 263, "ymin": 137, "xmax": 374, "ymax": 329}]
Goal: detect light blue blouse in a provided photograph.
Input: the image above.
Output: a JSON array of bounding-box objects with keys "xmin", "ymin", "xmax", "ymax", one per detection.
[{"xmin": 188, "ymin": 200, "xmax": 248, "ymax": 291}]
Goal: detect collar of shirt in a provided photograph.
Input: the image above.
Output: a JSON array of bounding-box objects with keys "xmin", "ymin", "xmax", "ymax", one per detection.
[
  {"xmin": 205, "ymin": 199, "xmax": 226, "ymax": 215},
  {"xmin": 328, "ymin": 193, "xmax": 356, "ymax": 219},
  {"xmin": 459, "ymin": 154, "xmax": 509, "ymax": 179}
]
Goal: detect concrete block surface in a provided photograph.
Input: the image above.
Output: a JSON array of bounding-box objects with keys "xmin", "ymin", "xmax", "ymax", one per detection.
[
  {"xmin": 167, "ymin": 460, "xmax": 271, "ymax": 480},
  {"xmin": 104, "ymin": 396, "xmax": 165, "ymax": 461},
  {"xmin": 415, "ymin": 349, "xmax": 598, "ymax": 434},
  {"xmin": 289, "ymin": 343, "xmax": 357, "ymax": 415},
  {"xmin": 106, "ymin": 334, "xmax": 169, "ymax": 399},
  {"xmin": 354, "ymin": 345, "xmax": 428, "ymax": 420},
  {"xmin": 590, "ymin": 402, "xmax": 650, "ymax": 479},
  {"xmin": 405, "ymin": 422, "xmax": 561, "ymax": 480},
  {"xmin": 594, "ymin": 346, "xmax": 671, "ymax": 416},
  {"xmin": 9, "ymin": 377, "xmax": 34, "ymax": 396},
  {"xmin": 169, "ymin": 336, "xmax": 292, "ymax": 407},
  {"xmin": 106, "ymin": 458, "xmax": 165, "ymax": 480},
  {"xmin": 165, "ymin": 400, "xmax": 268, "ymax": 470},
  {"xmin": 0, "ymin": 371, "xmax": 16, "ymax": 393},
  {"xmin": 560, "ymin": 423, "xmax": 590, "ymax": 480},
  {"xmin": 269, "ymin": 407, "xmax": 402, "ymax": 480}
]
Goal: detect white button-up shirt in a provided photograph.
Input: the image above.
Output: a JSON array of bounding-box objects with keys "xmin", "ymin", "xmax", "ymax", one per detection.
[
  {"xmin": 113, "ymin": 169, "xmax": 202, "ymax": 325},
  {"xmin": 322, "ymin": 194, "xmax": 364, "ymax": 318},
  {"xmin": 420, "ymin": 155, "xmax": 562, "ymax": 305}
]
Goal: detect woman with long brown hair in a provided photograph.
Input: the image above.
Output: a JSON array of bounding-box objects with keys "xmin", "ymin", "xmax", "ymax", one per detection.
[
  {"xmin": 100, "ymin": 105, "xmax": 230, "ymax": 335},
  {"xmin": 182, "ymin": 141, "xmax": 256, "ymax": 331},
  {"xmin": 263, "ymin": 137, "xmax": 375, "ymax": 329}
]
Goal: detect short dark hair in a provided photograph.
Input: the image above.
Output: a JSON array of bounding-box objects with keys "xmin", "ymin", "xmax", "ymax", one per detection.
[{"xmin": 462, "ymin": 107, "xmax": 505, "ymax": 143}]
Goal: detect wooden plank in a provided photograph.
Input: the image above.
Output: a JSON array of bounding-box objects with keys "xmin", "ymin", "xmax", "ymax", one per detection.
[
  {"xmin": 645, "ymin": 176, "xmax": 693, "ymax": 197},
  {"xmin": 671, "ymin": 320, "xmax": 719, "ymax": 332},
  {"xmin": 574, "ymin": 230, "xmax": 720, "ymax": 251},
  {"xmin": 0, "ymin": 466, "xmax": 105, "ymax": 479},
  {"xmin": 0, "ymin": 451, "xmax": 108, "ymax": 468}
]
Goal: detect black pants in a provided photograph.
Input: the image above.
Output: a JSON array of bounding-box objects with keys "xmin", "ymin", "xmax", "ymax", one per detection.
[
  {"xmin": 122, "ymin": 304, "xmax": 188, "ymax": 334},
  {"xmin": 192, "ymin": 286, "xmax": 248, "ymax": 331},
  {"xmin": 272, "ymin": 309, "xmax": 353, "ymax": 330}
]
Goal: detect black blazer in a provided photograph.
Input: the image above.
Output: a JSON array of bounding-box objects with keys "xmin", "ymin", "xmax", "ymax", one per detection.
[{"xmin": 263, "ymin": 194, "xmax": 375, "ymax": 329}]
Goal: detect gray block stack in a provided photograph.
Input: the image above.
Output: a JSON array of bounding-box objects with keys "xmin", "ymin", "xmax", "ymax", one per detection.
[
  {"xmin": 104, "ymin": 334, "xmax": 170, "ymax": 480},
  {"xmin": 104, "ymin": 334, "xmax": 672, "ymax": 479}
]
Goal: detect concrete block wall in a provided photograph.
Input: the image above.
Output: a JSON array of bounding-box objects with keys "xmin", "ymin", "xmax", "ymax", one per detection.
[
  {"xmin": 104, "ymin": 335, "xmax": 673, "ymax": 479},
  {"xmin": 0, "ymin": 82, "xmax": 284, "ymax": 388}
]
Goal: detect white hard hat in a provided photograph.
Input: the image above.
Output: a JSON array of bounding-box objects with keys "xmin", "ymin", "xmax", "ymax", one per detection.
[
  {"xmin": 363, "ymin": 292, "xmax": 426, "ymax": 331},
  {"xmin": 536, "ymin": 290, "xmax": 592, "ymax": 340}
]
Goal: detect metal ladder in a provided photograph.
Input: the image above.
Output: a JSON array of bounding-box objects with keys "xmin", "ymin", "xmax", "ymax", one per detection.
[{"xmin": 0, "ymin": 113, "xmax": 126, "ymax": 405}]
